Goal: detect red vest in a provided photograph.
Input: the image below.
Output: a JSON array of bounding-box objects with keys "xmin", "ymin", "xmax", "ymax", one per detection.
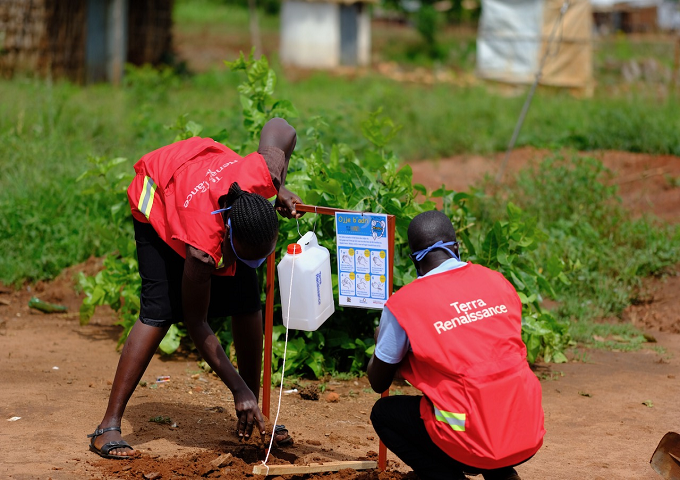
[
  {"xmin": 386, "ymin": 263, "xmax": 545, "ymax": 469},
  {"xmin": 127, "ymin": 137, "xmax": 277, "ymax": 276}
]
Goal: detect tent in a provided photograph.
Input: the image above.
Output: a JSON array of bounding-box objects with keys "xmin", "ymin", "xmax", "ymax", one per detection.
[{"xmin": 476, "ymin": 0, "xmax": 593, "ymax": 93}]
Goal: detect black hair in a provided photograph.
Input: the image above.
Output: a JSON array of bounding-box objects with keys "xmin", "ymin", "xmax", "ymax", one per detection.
[
  {"xmin": 407, "ymin": 210, "xmax": 457, "ymax": 252},
  {"xmin": 220, "ymin": 182, "xmax": 278, "ymax": 248}
]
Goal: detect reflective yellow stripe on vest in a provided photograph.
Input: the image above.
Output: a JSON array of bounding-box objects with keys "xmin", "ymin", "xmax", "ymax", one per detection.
[
  {"xmin": 433, "ymin": 405, "xmax": 466, "ymax": 432},
  {"xmin": 137, "ymin": 176, "xmax": 157, "ymax": 220},
  {"xmin": 216, "ymin": 256, "xmax": 224, "ymax": 269}
]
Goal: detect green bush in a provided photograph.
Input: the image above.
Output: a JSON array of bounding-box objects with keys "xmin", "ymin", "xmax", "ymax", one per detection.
[
  {"xmin": 78, "ymin": 53, "xmax": 570, "ymax": 378},
  {"xmin": 475, "ymin": 155, "xmax": 680, "ymax": 344}
]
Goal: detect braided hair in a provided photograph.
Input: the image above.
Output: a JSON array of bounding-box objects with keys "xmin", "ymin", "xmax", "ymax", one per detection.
[{"xmin": 220, "ymin": 182, "xmax": 278, "ymax": 249}]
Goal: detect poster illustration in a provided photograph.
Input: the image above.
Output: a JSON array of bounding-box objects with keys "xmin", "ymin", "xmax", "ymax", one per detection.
[{"xmin": 335, "ymin": 212, "xmax": 389, "ymax": 309}]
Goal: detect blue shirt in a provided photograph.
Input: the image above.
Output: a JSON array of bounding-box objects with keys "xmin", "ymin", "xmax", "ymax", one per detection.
[{"xmin": 374, "ymin": 258, "xmax": 468, "ymax": 364}]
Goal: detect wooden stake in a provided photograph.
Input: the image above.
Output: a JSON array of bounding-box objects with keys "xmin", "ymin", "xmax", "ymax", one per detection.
[{"xmin": 252, "ymin": 460, "xmax": 377, "ymax": 475}]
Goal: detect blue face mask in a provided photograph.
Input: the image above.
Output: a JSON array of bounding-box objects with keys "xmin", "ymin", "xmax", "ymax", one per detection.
[
  {"xmin": 212, "ymin": 207, "xmax": 267, "ymax": 268},
  {"xmin": 409, "ymin": 240, "xmax": 459, "ymax": 262},
  {"xmin": 228, "ymin": 218, "xmax": 267, "ymax": 268}
]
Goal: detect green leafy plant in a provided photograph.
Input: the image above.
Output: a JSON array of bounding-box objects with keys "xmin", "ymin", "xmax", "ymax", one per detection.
[
  {"xmin": 461, "ymin": 202, "xmax": 571, "ymax": 363},
  {"xmin": 78, "ymin": 52, "xmax": 572, "ymax": 378},
  {"xmin": 230, "ymin": 53, "xmax": 569, "ymax": 371},
  {"xmin": 480, "ymin": 155, "xmax": 680, "ymax": 347}
]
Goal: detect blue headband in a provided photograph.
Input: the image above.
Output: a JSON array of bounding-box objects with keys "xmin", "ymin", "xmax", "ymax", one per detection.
[
  {"xmin": 410, "ymin": 240, "xmax": 459, "ymax": 262},
  {"xmin": 211, "ymin": 206, "xmax": 232, "ymax": 215}
]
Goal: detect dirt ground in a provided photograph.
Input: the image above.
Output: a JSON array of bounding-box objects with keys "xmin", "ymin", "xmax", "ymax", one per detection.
[{"xmin": 1, "ymin": 149, "xmax": 680, "ymax": 479}]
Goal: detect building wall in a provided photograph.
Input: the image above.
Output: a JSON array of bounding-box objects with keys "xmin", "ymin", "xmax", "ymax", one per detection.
[
  {"xmin": 0, "ymin": 0, "xmax": 172, "ymax": 83},
  {"xmin": 0, "ymin": 0, "xmax": 87, "ymax": 81},
  {"xmin": 280, "ymin": 0, "xmax": 372, "ymax": 68},
  {"xmin": 281, "ymin": 2, "xmax": 340, "ymax": 68},
  {"xmin": 477, "ymin": 0, "xmax": 593, "ymax": 91}
]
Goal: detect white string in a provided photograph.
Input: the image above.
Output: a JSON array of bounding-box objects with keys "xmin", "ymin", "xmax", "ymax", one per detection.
[{"xmin": 259, "ymin": 251, "xmax": 295, "ymax": 472}]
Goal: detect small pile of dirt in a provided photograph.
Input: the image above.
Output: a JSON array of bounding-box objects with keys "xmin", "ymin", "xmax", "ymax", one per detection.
[
  {"xmin": 94, "ymin": 451, "xmax": 252, "ymax": 479},
  {"xmin": 299, "ymin": 384, "xmax": 320, "ymax": 400}
]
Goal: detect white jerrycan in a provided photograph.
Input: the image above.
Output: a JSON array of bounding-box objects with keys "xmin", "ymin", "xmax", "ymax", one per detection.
[{"xmin": 277, "ymin": 231, "xmax": 335, "ymax": 331}]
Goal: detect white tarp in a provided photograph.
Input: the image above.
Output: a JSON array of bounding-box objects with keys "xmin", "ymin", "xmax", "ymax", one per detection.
[
  {"xmin": 477, "ymin": 0, "xmax": 593, "ymax": 89},
  {"xmin": 477, "ymin": 0, "xmax": 544, "ymax": 83},
  {"xmin": 658, "ymin": 1, "xmax": 680, "ymax": 30}
]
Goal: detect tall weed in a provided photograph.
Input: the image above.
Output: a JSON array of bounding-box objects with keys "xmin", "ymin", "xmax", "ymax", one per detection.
[{"xmin": 479, "ymin": 155, "xmax": 680, "ymax": 343}]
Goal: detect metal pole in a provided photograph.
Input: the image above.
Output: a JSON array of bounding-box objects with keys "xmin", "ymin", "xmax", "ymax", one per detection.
[
  {"xmin": 495, "ymin": 0, "xmax": 571, "ymax": 183},
  {"xmin": 671, "ymin": 34, "xmax": 680, "ymax": 95},
  {"xmin": 247, "ymin": 0, "xmax": 262, "ymax": 57}
]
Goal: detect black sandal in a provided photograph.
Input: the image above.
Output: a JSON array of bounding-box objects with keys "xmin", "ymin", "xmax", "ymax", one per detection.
[{"xmin": 87, "ymin": 426, "xmax": 136, "ymax": 459}]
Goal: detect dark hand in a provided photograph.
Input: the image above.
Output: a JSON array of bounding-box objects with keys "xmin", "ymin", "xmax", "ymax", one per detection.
[
  {"xmin": 259, "ymin": 118, "xmax": 297, "ymax": 161},
  {"xmin": 275, "ymin": 186, "xmax": 303, "ymax": 219},
  {"xmin": 233, "ymin": 388, "xmax": 266, "ymax": 441}
]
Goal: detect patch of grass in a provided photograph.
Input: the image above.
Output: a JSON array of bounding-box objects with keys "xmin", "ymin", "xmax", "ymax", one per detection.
[
  {"xmin": 569, "ymin": 349, "xmax": 591, "ymax": 363},
  {"xmin": 174, "ymin": 0, "xmax": 279, "ymax": 33},
  {"xmin": 149, "ymin": 416, "xmax": 173, "ymax": 424},
  {"xmin": 648, "ymin": 345, "xmax": 669, "ymax": 358},
  {"xmin": 570, "ymin": 321, "xmax": 648, "ymax": 351},
  {"xmin": 537, "ymin": 370, "xmax": 564, "ymax": 381},
  {"xmin": 327, "ymin": 371, "xmax": 359, "ymax": 381},
  {"xmin": 473, "ymin": 154, "xmax": 680, "ymax": 348},
  {"xmin": 1, "ymin": 22, "xmax": 679, "ymax": 286},
  {"xmin": 665, "ymin": 174, "xmax": 680, "ymax": 188},
  {"xmin": 0, "ymin": 70, "xmax": 245, "ymax": 285}
]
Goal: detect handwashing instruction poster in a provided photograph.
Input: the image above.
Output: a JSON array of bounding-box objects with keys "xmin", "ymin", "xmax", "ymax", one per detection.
[{"xmin": 335, "ymin": 212, "xmax": 389, "ymax": 309}]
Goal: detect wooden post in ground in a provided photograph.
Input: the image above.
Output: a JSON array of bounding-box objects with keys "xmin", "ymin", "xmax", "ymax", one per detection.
[{"xmin": 378, "ymin": 213, "xmax": 396, "ymax": 471}]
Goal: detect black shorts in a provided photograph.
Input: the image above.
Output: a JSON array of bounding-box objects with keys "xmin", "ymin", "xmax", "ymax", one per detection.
[{"xmin": 134, "ymin": 219, "xmax": 262, "ymax": 328}]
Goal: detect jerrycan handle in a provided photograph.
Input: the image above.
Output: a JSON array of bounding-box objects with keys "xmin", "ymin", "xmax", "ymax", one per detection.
[{"xmin": 297, "ymin": 231, "xmax": 319, "ymax": 252}]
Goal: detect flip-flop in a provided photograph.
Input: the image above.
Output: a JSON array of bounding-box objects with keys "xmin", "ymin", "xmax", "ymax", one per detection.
[
  {"xmin": 273, "ymin": 424, "xmax": 294, "ymax": 447},
  {"xmin": 87, "ymin": 426, "xmax": 136, "ymax": 460}
]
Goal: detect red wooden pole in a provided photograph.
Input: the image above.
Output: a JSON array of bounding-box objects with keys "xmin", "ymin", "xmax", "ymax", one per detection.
[
  {"xmin": 378, "ymin": 214, "xmax": 397, "ymax": 471},
  {"xmin": 262, "ymin": 251, "xmax": 275, "ymax": 419}
]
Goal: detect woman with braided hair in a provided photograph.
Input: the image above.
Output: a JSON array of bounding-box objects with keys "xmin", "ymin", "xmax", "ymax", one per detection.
[{"xmin": 88, "ymin": 118, "xmax": 301, "ymax": 459}]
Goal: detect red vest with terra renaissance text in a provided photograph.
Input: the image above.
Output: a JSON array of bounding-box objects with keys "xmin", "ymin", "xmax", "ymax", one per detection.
[
  {"xmin": 386, "ymin": 263, "xmax": 545, "ymax": 469},
  {"xmin": 127, "ymin": 137, "xmax": 278, "ymax": 276}
]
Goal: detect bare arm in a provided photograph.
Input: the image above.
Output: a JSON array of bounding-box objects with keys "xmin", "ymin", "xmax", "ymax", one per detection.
[
  {"xmin": 258, "ymin": 118, "xmax": 303, "ymax": 218},
  {"xmin": 258, "ymin": 117, "xmax": 296, "ymax": 192},
  {"xmin": 182, "ymin": 248, "xmax": 266, "ymax": 440},
  {"xmin": 367, "ymin": 353, "xmax": 400, "ymax": 394}
]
